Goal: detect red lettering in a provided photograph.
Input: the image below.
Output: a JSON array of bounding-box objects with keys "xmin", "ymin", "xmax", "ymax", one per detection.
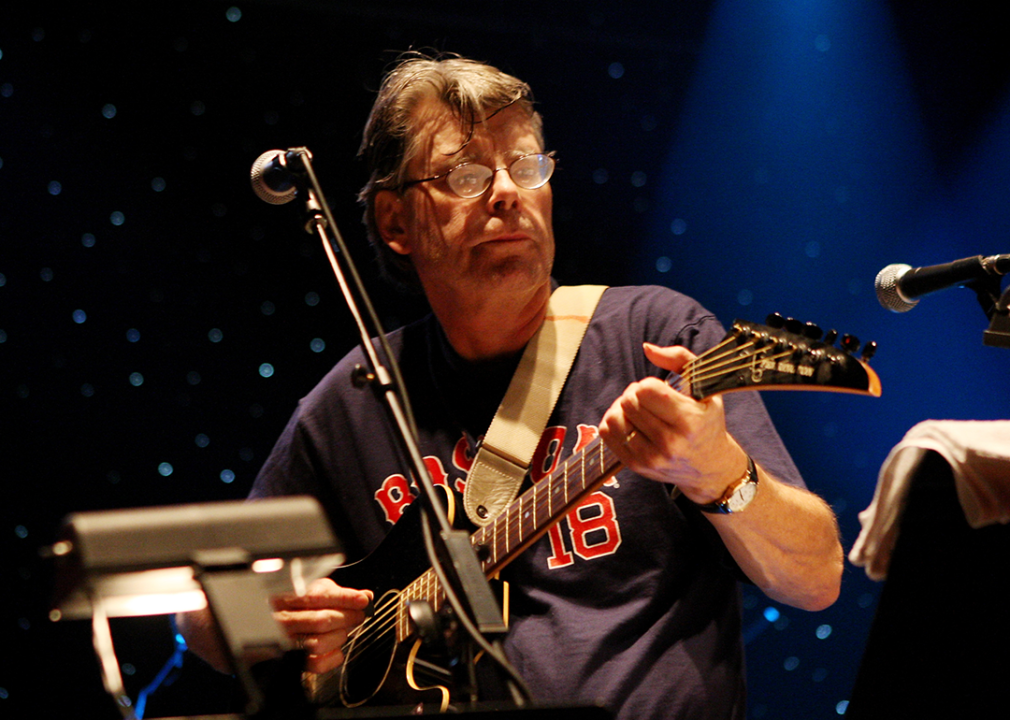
[
  {"xmin": 545, "ymin": 491, "xmax": 623, "ymax": 568},
  {"xmin": 374, "ymin": 474, "xmax": 415, "ymax": 525},
  {"xmin": 569, "ymin": 492, "xmax": 622, "ymax": 560},
  {"xmin": 546, "ymin": 524, "xmax": 574, "ymax": 569},
  {"xmin": 574, "ymin": 423, "xmax": 598, "ymax": 453},
  {"xmin": 531, "ymin": 426, "xmax": 566, "ymax": 483},
  {"xmin": 451, "ymin": 435, "xmax": 474, "ymax": 494}
]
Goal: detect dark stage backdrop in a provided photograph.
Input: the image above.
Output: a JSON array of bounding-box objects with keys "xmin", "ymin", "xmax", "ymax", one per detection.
[{"xmin": 3, "ymin": 2, "xmax": 1008, "ymax": 719}]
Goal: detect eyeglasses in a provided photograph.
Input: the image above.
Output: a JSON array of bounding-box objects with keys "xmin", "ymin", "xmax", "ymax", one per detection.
[{"xmin": 398, "ymin": 152, "xmax": 556, "ymax": 199}]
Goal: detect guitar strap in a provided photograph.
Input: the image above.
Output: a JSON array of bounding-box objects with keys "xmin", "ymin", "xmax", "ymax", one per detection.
[{"xmin": 462, "ymin": 284, "xmax": 608, "ymax": 527}]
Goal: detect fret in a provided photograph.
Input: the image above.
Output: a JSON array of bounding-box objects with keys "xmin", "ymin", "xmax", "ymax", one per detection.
[
  {"xmin": 518, "ymin": 494, "xmax": 524, "ymax": 545},
  {"xmin": 563, "ymin": 459, "xmax": 569, "ymax": 506},
  {"xmin": 547, "ymin": 470, "xmax": 552, "ymax": 519},
  {"xmin": 493, "ymin": 516, "xmax": 499, "ymax": 567},
  {"xmin": 504, "ymin": 504, "xmax": 510, "ymax": 556}
]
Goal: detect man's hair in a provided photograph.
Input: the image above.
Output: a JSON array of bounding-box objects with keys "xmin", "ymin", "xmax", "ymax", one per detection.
[{"xmin": 358, "ymin": 52, "xmax": 544, "ymax": 292}]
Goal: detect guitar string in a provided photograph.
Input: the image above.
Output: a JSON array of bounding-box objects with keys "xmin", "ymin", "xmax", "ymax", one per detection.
[{"xmin": 343, "ymin": 569, "xmax": 442, "ymax": 663}]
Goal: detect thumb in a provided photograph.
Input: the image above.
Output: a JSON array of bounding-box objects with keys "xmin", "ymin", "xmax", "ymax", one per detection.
[{"xmin": 643, "ymin": 342, "xmax": 696, "ymax": 374}]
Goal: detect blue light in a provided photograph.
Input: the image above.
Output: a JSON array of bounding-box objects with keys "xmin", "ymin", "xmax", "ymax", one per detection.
[
  {"xmin": 310, "ymin": 338, "xmax": 326, "ymax": 353},
  {"xmin": 208, "ymin": 328, "xmax": 223, "ymax": 343},
  {"xmin": 102, "ymin": 104, "xmax": 116, "ymax": 119},
  {"xmin": 195, "ymin": 433, "xmax": 210, "ymax": 448},
  {"xmin": 47, "ymin": 181, "xmax": 62, "ymax": 196},
  {"xmin": 816, "ymin": 624, "xmax": 833, "ymax": 639},
  {"xmin": 762, "ymin": 606, "xmax": 780, "ymax": 623},
  {"xmin": 82, "ymin": 233, "xmax": 96, "ymax": 247},
  {"xmin": 608, "ymin": 62, "xmax": 625, "ymax": 79},
  {"xmin": 129, "ymin": 372, "xmax": 144, "ymax": 387},
  {"xmin": 226, "ymin": 7, "xmax": 242, "ymax": 22},
  {"xmin": 220, "ymin": 469, "xmax": 235, "ymax": 484},
  {"xmin": 259, "ymin": 363, "xmax": 274, "ymax": 378},
  {"xmin": 110, "ymin": 211, "xmax": 125, "ymax": 226},
  {"xmin": 158, "ymin": 463, "xmax": 173, "ymax": 477},
  {"xmin": 72, "ymin": 309, "xmax": 87, "ymax": 324},
  {"xmin": 836, "ymin": 700, "xmax": 849, "ymax": 715},
  {"xmin": 126, "ymin": 328, "xmax": 140, "ymax": 342}
]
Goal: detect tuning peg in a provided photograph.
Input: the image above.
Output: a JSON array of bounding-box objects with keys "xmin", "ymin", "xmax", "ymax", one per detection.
[
  {"xmin": 784, "ymin": 317, "xmax": 805, "ymax": 335},
  {"xmin": 840, "ymin": 334, "xmax": 861, "ymax": 354},
  {"xmin": 765, "ymin": 313, "xmax": 785, "ymax": 329},
  {"xmin": 803, "ymin": 322, "xmax": 823, "ymax": 341},
  {"xmin": 823, "ymin": 329, "xmax": 839, "ymax": 345},
  {"xmin": 861, "ymin": 341, "xmax": 878, "ymax": 361}
]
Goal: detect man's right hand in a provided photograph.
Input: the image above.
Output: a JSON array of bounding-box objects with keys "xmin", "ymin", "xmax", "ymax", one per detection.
[
  {"xmin": 270, "ymin": 577, "xmax": 372, "ymax": 674},
  {"xmin": 178, "ymin": 578, "xmax": 372, "ymax": 675}
]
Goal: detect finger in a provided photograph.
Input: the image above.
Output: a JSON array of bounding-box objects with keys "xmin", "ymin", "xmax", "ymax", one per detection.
[
  {"xmin": 295, "ymin": 627, "xmax": 350, "ymax": 657},
  {"xmin": 272, "ymin": 578, "xmax": 372, "ymax": 611},
  {"xmin": 643, "ymin": 343, "xmax": 696, "ymax": 374},
  {"xmin": 275, "ymin": 607, "xmax": 368, "ymax": 636},
  {"xmin": 304, "ymin": 646, "xmax": 346, "ymax": 675}
]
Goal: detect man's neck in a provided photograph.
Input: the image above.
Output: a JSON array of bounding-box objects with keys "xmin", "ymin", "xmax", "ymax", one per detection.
[{"xmin": 428, "ymin": 279, "xmax": 552, "ymax": 361}]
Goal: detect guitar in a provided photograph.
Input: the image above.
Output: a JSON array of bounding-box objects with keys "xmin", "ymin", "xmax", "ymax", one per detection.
[{"xmin": 320, "ymin": 315, "xmax": 881, "ymax": 710}]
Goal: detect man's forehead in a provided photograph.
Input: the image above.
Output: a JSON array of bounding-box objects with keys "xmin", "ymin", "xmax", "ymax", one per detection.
[{"xmin": 410, "ymin": 99, "xmax": 537, "ymax": 158}]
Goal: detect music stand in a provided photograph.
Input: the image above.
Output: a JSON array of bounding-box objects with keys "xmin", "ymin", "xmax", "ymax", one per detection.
[{"xmin": 49, "ymin": 496, "xmax": 344, "ymax": 719}]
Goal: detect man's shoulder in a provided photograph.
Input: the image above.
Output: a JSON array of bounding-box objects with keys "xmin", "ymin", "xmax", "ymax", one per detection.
[
  {"xmin": 299, "ymin": 314, "xmax": 434, "ymax": 411},
  {"xmin": 592, "ymin": 284, "xmax": 722, "ymax": 341}
]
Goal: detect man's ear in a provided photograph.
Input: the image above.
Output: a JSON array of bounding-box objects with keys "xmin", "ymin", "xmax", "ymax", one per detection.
[{"xmin": 374, "ymin": 190, "xmax": 411, "ymax": 256}]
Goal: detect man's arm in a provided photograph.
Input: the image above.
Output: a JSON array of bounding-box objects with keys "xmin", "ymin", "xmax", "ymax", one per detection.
[{"xmin": 599, "ymin": 343, "xmax": 843, "ymax": 611}]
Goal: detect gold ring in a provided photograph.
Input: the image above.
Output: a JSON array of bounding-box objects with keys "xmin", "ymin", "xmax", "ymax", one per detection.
[{"xmin": 624, "ymin": 429, "xmax": 638, "ymax": 444}]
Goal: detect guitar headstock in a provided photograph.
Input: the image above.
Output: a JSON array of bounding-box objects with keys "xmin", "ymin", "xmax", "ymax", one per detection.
[{"xmin": 685, "ymin": 313, "xmax": 882, "ymax": 400}]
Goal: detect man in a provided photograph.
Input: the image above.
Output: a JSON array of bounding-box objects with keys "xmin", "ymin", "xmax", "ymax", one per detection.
[{"xmin": 181, "ymin": 53, "xmax": 842, "ymax": 719}]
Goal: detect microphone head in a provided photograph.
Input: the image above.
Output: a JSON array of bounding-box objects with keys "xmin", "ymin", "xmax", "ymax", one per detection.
[
  {"xmin": 251, "ymin": 150, "xmax": 298, "ymax": 205},
  {"xmin": 875, "ymin": 263, "xmax": 917, "ymax": 312}
]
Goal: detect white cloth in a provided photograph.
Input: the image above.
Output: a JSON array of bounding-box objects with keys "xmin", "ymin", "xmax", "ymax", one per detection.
[{"xmin": 849, "ymin": 419, "xmax": 1010, "ymax": 580}]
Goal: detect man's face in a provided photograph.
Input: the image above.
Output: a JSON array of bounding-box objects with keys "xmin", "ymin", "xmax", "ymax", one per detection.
[{"xmin": 382, "ymin": 99, "xmax": 555, "ymax": 302}]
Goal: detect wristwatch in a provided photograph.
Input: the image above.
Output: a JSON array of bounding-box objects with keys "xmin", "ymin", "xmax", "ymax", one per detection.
[{"xmin": 695, "ymin": 456, "xmax": 759, "ymax": 514}]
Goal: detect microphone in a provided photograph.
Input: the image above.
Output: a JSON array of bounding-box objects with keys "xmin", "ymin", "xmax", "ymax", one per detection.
[
  {"xmin": 250, "ymin": 149, "xmax": 309, "ymax": 205},
  {"xmin": 875, "ymin": 254, "xmax": 1010, "ymax": 312}
]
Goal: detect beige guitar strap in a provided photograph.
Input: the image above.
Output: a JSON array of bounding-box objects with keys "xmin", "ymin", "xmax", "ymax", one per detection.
[{"xmin": 462, "ymin": 284, "xmax": 608, "ymax": 527}]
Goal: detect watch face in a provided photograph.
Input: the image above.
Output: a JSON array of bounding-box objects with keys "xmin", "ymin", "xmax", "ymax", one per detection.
[{"xmin": 727, "ymin": 480, "xmax": 757, "ymax": 513}]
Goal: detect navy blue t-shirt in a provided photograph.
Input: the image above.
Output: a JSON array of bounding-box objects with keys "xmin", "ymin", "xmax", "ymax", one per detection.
[{"xmin": 251, "ymin": 285, "xmax": 803, "ymax": 720}]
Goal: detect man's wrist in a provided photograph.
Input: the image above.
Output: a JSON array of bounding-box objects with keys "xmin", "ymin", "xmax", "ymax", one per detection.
[{"xmin": 693, "ymin": 456, "xmax": 759, "ymax": 514}]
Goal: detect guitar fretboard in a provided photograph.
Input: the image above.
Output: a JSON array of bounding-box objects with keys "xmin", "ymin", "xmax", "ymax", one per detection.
[{"xmin": 394, "ymin": 435, "xmax": 623, "ymax": 641}]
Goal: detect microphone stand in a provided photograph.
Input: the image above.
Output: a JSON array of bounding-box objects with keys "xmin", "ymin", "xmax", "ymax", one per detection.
[
  {"xmin": 983, "ymin": 283, "xmax": 1010, "ymax": 349},
  {"xmin": 965, "ymin": 261, "xmax": 1010, "ymax": 349},
  {"xmin": 269, "ymin": 148, "xmax": 529, "ymax": 709}
]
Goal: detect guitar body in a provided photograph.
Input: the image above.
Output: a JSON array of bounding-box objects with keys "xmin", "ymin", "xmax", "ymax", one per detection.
[{"xmin": 319, "ymin": 498, "xmax": 450, "ymax": 710}]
